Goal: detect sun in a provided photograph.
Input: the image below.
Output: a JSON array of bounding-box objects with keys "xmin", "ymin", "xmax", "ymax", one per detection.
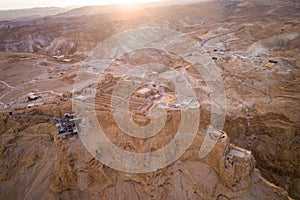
[
  {"xmin": 58, "ymin": 0, "xmax": 163, "ymax": 7},
  {"xmin": 105, "ymin": 0, "xmax": 163, "ymax": 5}
]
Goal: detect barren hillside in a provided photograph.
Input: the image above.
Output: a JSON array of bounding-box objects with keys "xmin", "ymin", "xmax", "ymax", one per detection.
[{"xmin": 0, "ymin": 0, "xmax": 299, "ymax": 199}]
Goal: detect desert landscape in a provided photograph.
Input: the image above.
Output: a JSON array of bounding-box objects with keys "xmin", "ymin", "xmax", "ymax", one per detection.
[{"xmin": 0, "ymin": 0, "xmax": 299, "ymax": 199}]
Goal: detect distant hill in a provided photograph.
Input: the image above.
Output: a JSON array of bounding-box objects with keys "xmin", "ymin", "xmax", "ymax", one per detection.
[
  {"xmin": 56, "ymin": 0, "xmax": 210, "ymax": 18},
  {"xmin": 0, "ymin": 7, "xmax": 69, "ymax": 21},
  {"xmin": 56, "ymin": 5, "xmax": 126, "ymax": 18},
  {"xmin": 0, "ymin": 1, "xmax": 211, "ymax": 21}
]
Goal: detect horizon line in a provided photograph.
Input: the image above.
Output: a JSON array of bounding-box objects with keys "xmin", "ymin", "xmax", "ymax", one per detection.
[{"xmin": 0, "ymin": 0, "xmax": 166, "ymax": 11}]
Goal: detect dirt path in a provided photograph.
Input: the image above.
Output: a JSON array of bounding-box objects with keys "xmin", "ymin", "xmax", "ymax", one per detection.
[
  {"xmin": 199, "ymin": 26, "xmax": 245, "ymax": 48},
  {"xmin": 0, "ymin": 80, "xmax": 15, "ymax": 89}
]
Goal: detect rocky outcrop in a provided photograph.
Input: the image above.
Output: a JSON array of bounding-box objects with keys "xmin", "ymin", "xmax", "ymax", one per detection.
[
  {"xmin": 224, "ymin": 112, "xmax": 300, "ymax": 199},
  {"xmin": 45, "ymin": 38, "xmax": 77, "ymax": 55},
  {"xmin": 0, "ymin": 113, "xmax": 292, "ymax": 199}
]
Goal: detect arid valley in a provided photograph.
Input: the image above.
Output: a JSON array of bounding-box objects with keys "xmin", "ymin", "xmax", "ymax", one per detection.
[{"xmin": 0, "ymin": 0, "xmax": 299, "ymax": 199}]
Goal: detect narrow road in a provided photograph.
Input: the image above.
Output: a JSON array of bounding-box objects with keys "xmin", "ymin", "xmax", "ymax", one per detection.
[
  {"xmin": 200, "ymin": 26, "xmax": 245, "ymax": 48},
  {"xmin": 0, "ymin": 80, "xmax": 15, "ymax": 89},
  {"xmin": 0, "ymin": 91, "xmax": 10, "ymax": 100}
]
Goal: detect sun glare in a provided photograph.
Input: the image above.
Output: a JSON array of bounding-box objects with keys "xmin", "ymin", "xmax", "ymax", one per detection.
[{"xmin": 58, "ymin": 0, "xmax": 164, "ymax": 7}]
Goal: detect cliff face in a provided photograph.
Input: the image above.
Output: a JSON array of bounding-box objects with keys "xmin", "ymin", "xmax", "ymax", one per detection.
[
  {"xmin": 0, "ymin": 103, "xmax": 291, "ymax": 199},
  {"xmin": 0, "ymin": 0, "xmax": 299, "ymax": 199}
]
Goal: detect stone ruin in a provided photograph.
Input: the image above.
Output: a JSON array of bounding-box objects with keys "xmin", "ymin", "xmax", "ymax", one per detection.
[
  {"xmin": 201, "ymin": 130, "xmax": 255, "ymax": 192},
  {"xmin": 90, "ymin": 73, "xmax": 185, "ymax": 118},
  {"xmin": 80, "ymin": 73, "xmax": 256, "ymax": 192}
]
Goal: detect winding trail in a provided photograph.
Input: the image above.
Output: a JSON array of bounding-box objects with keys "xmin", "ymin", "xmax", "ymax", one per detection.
[
  {"xmin": 0, "ymin": 91, "xmax": 10, "ymax": 100},
  {"xmin": 0, "ymin": 81, "xmax": 16, "ymax": 106},
  {"xmin": 200, "ymin": 26, "xmax": 245, "ymax": 48},
  {"xmin": 0, "ymin": 80, "xmax": 15, "ymax": 89}
]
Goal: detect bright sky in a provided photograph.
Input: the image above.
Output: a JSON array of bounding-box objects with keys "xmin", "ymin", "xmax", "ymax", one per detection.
[{"xmin": 0, "ymin": 0, "xmax": 164, "ymax": 10}]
